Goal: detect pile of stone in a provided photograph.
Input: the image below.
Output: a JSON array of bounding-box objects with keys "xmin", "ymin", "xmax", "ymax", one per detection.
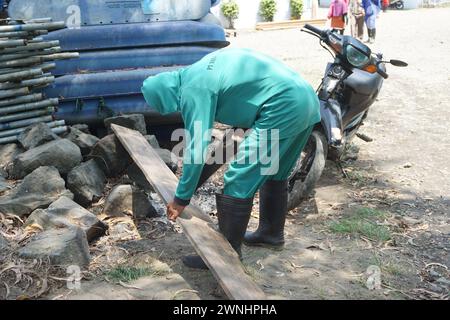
[{"xmin": 0, "ymin": 114, "xmax": 178, "ymax": 268}]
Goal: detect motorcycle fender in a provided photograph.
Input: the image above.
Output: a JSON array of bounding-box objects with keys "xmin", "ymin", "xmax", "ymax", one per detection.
[{"xmin": 320, "ymin": 99, "xmax": 344, "ymax": 147}]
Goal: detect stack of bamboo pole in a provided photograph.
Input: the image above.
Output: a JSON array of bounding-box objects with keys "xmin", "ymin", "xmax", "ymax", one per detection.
[{"xmin": 0, "ymin": 18, "xmax": 79, "ymax": 144}]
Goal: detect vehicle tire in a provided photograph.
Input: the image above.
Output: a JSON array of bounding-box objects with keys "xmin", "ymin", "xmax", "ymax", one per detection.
[
  {"xmin": 287, "ymin": 130, "xmax": 328, "ymax": 211},
  {"xmin": 395, "ymin": 1, "xmax": 404, "ymax": 9}
]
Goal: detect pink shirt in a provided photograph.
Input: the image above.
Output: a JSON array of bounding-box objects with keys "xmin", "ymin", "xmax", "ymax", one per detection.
[{"xmin": 328, "ymin": 0, "xmax": 349, "ymax": 18}]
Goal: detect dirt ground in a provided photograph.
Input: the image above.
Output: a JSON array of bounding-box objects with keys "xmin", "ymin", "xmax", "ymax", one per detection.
[{"xmin": 3, "ymin": 8, "xmax": 448, "ymax": 300}]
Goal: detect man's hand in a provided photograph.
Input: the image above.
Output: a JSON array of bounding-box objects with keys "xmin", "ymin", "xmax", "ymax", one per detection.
[{"xmin": 167, "ymin": 201, "xmax": 186, "ymax": 221}]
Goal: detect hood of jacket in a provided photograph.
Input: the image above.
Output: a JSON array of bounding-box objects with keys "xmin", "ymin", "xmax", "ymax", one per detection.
[{"xmin": 141, "ymin": 70, "xmax": 181, "ymax": 115}]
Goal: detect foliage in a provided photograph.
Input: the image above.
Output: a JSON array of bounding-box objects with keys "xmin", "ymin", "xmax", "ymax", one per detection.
[
  {"xmin": 329, "ymin": 207, "xmax": 392, "ymax": 242},
  {"xmin": 290, "ymin": 0, "xmax": 304, "ymax": 20},
  {"xmin": 106, "ymin": 264, "xmax": 169, "ymax": 283},
  {"xmin": 221, "ymin": 0, "xmax": 239, "ymax": 28},
  {"xmin": 260, "ymin": 0, "xmax": 277, "ymax": 22}
]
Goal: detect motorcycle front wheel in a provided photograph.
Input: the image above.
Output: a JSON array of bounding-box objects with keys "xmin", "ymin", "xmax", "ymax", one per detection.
[
  {"xmin": 287, "ymin": 130, "xmax": 328, "ymax": 211},
  {"xmin": 395, "ymin": 1, "xmax": 404, "ymax": 9}
]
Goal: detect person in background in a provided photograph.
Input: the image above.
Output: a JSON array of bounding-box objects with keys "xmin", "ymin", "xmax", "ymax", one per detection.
[
  {"xmin": 382, "ymin": 0, "xmax": 389, "ymax": 12},
  {"xmin": 349, "ymin": 0, "xmax": 365, "ymax": 40},
  {"xmin": 327, "ymin": 0, "xmax": 349, "ymax": 35},
  {"xmin": 362, "ymin": 0, "xmax": 381, "ymax": 43}
]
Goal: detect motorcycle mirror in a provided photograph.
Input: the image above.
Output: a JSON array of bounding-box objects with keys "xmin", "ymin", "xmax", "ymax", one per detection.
[{"xmin": 390, "ymin": 59, "xmax": 408, "ymax": 67}]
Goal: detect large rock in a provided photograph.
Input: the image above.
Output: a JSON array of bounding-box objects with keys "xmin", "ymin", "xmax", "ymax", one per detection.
[
  {"xmin": 71, "ymin": 124, "xmax": 90, "ymax": 134},
  {"xmin": 66, "ymin": 127, "xmax": 99, "ymax": 156},
  {"xmin": 145, "ymin": 135, "xmax": 160, "ymax": 149},
  {"xmin": 0, "ymin": 143, "xmax": 23, "ymax": 176},
  {"xmin": 0, "ymin": 166, "xmax": 73, "ymax": 217},
  {"xmin": 126, "ymin": 148, "xmax": 177, "ymax": 190},
  {"xmin": 89, "ymin": 134, "xmax": 131, "ymax": 177},
  {"xmin": 7, "ymin": 139, "xmax": 82, "ymax": 179},
  {"xmin": 26, "ymin": 196, "xmax": 107, "ymax": 242},
  {"xmin": 0, "ymin": 176, "xmax": 11, "ymax": 194},
  {"xmin": 17, "ymin": 122, "xmax": 58, "ymax": 150},
  {"xmin": 156, "ymin": 149, "xmax": 179, "ymax": 173},
  {"xmin": 67, "ymin": 160, "xmax": 106, "ymax": 206},
  {"xmin": 18, "ymin": 227, "xmax": 90, "ymax": 267},
  {"xmin": 103, "ymin": 184, "xmax": 158, "ymax": 218},
  {"xmin": 126, "ymin": 163, "xmax": 154, "ymax": 193},
  {"xmin": 104, "ymin": 114, "xmax": 147, "ymax": 135}
]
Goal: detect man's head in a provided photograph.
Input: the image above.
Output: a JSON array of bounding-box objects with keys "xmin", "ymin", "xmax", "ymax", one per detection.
[{"xmin": 141, "ymin": 70, "xmax": 181, "ymax": 115}]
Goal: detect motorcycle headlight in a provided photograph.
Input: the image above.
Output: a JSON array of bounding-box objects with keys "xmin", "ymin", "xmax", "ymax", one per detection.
[{"xmin": 346, "ymin": 45, "xmax": 370, "ymax": 68}]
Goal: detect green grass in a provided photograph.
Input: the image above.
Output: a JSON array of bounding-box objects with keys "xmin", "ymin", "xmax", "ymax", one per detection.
[
  {"xmin": 329, "ymin": 207, "xmax": 391, "ymax": 242},
  {"xmin": 106, "ymin": 265, "xmax": 169, "ymax": 283},
  {"xmin": 368, "ymin": 255, "xmax": 404, "ymax": 277},
  {"xmin": 345, "ymin": 170, "xmax": 372, "ymax": 186},
  {"xmin": 355, "ymin": 207, "xmax": 389, "ymax": 219}
]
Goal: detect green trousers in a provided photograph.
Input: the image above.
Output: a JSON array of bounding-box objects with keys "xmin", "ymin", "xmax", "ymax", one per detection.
[{"xmin": 223, "ymin": 125, "xmax": 314, "ymax": 199}]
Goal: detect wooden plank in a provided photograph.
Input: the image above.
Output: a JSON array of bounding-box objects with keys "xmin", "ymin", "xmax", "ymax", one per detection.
[
  {"xmin": 111, "ymin": 124, "xmax": 266, "ymax": 300},
  {"xmin": 256, "ymin": 18, "xmax": 327, "ymax": 31}
]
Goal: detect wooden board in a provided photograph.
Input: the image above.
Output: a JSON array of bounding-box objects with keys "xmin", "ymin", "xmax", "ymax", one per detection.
[
  {"xmin": 256, "ymin": 18, "xmax": 327, "ymax": 31},
  {"xmin": 111, "ymin": 124, "xmax": 266, "ymax": 300}
]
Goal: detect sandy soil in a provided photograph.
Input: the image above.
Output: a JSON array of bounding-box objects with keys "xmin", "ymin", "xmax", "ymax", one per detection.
[{"xmin": 28, "ymin": 7, "xmax": 450, "ymax": 300}]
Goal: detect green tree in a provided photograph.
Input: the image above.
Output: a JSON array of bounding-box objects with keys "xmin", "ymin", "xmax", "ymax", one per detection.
[
  {"xmin": 221, "ymin": 0, "xmax": 239, "ymax": 29},
  {"xmin": 260, "ymin": 0, "xmax": 277, "ymax": 22},
  {"xmin": 290, "ymin": 0, "xmax": 304, "ymax": 20}
]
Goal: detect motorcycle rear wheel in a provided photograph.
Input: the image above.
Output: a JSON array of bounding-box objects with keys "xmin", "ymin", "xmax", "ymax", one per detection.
[{"xmin": 287, "ymin": 130, "xmax": 328, "ymax": 211}]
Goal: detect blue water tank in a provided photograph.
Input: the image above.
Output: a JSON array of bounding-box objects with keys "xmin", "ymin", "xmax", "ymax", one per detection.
[
  {"xmin": 53, "ymin": 46, "xmax": 218, "ymax": 76},
  {"xmin": 43, "ymin": 21, "xmax": 228, "ymax": 52},
  {"xmin": 8, "ymin": 0, "xmax": 213, "ymax": 25}
]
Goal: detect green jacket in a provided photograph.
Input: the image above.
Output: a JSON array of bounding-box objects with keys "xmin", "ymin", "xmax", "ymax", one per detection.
[{"xmin": 141, "ymin": 48, "xmax": 320, "ymax": 205}]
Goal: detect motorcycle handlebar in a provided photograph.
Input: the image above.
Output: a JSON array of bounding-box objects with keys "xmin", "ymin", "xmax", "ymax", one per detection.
[
  {"xmin": 303, "ymin": 24, "xmax": 327, "ymax": 38},
  {"xmin": 376, "ymin": 62, "xmax": 389, "ymax": 79}
]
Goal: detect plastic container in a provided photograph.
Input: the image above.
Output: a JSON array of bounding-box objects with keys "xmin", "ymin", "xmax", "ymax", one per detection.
[
  {"xmin": 43, "ymin": 21, "xmax": 228, "ymax": 52},
  {"xmin": 52, "ymin": 46, "xmax": 216, "ymax": 76},
  {"xmin": 8, "ymin": 0, "xmax": 212, "ymax": 25}
]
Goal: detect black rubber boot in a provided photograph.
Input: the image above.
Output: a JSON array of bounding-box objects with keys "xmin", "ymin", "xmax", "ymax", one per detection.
[
  {"xmin": 182, "ymin": 193, "xmax": 253, "ymax": 270},
  {"xmin": 182, "ymin": 255, "xmax": 209, "ymax": 270},
  {"xmin": 366, "ymin": 28, "xmax": 372, "ymax": 43},
  {"xmin": 244, "ymin": 180, "xmax": 288, "ymax": 250}
]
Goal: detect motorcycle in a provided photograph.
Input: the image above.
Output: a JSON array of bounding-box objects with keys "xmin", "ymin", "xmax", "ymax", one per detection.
[
  {"xmin": 286, "ymin": 24, "xmax": 407, "ymax": 210},
  {"xmin": 389, "ymin": 0, "xmax": 405, "ymax": 10}
]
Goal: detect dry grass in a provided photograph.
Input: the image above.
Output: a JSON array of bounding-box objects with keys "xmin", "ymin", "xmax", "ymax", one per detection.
[{"xmin": 0, "ymin": 212, "xmax": 67, "ymax": 300}]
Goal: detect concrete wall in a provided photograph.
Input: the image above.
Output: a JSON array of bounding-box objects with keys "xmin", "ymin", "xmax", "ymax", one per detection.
[{"xmin": 211, "ymin": 0, "xmax": 314, "ymax": 29}]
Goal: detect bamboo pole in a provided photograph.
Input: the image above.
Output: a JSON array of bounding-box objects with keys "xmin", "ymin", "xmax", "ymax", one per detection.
[
  {"xmin": 0, "ymin": 93, "xmax": 43, "ymax": 108},
  {"xmin": 0, "ymin": 120, "xmax": 65, "ymax": 138},
  {"xmin": 0, "ymin": 99, "xmax": 58, "ymax": 115},
  {"xmin": 0, "ymin": 107, "xmax": 56, "ymax": 123}
]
